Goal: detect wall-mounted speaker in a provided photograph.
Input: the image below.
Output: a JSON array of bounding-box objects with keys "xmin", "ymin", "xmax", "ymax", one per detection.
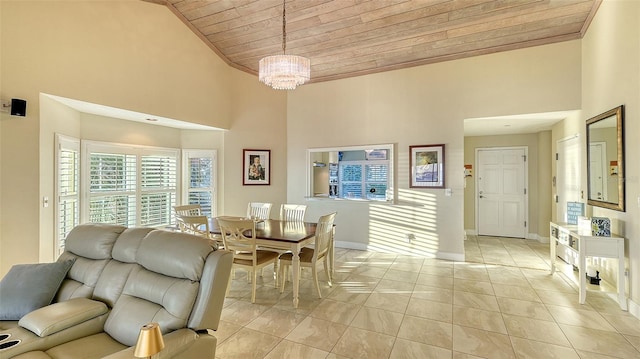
[{"xmin": 11, "ymin": 98, "xmax": 26, "ymax": 116}]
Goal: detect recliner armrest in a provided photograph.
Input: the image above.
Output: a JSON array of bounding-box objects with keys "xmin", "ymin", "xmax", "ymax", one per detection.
[{"xmin": 18, "ymin": 298, "xmax": 109, "ymax": 337}]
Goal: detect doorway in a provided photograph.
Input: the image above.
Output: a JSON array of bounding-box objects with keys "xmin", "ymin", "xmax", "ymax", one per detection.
[
  {"xmin": 476, "ymin": 147, "xmax": 528, "ymax": 238},
  {"xmin": 556, "ymin": 135, "xmax": 581, "ymax": 222},
  {"xmin": 588, "ymin": 141, "xmax": 608, "ymax": 201}
]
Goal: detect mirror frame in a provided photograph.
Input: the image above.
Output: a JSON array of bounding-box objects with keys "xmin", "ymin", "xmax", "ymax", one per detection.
[{"xmin": 586, "ymin": 105, "xmax": 625, "ymax": 211}]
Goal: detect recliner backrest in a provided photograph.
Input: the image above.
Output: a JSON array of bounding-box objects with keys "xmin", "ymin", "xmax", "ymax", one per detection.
[
  {"xmin": 55, "ymin": 224, "xmax": 126, "ymax": 302},
  {"xmin": 92, "ymin": 227, "xmax": 154, "ymax": 307},
  {"xmin": 103, "ymin": 230, "xmax": 216, "ymax": 346}
]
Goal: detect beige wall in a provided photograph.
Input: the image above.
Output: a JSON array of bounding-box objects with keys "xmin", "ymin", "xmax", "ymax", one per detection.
[
  {"xmin": 464, "ymin": 132, "xmax": 553, "ymax": 240},
  {"xmin": 223, "ymin": 70, "xmax": 288, "ymax": 218},
  {"xmin": 536, "ymin": 130, "xmax": 552, "ymax": 240},
  {"xmin": 580, "ymin": 0, "xmax": 640, "ymax": 311},
  {"xmin": 0, "ymin": 0, "xmax": 234, "ymax": 273},
  {"xmin": 287, "ymin": 41, "xmax": 581, "ymax": 259}
]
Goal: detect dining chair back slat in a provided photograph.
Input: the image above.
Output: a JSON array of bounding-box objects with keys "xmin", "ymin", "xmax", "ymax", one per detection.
[
  {"xmin": 247, "ymin": 202, "xmax": 272, "ymax": 220},
  {"xmin": 174, "ymin": 204, "xmax": 202, "ymax": 216},
  {"xmin": 280, "ymin": 204, "xmax": 307, "ymax": 222}
]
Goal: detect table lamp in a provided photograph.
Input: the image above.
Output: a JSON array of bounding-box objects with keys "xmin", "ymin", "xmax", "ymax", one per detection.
[{"xmin": 134, "ymin": 322, "xmax": 165, "ymax": 359}]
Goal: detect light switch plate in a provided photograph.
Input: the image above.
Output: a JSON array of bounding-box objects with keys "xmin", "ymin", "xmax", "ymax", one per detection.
[{"xmin": 445, "ymin": 188, "xmax": 452, "ymax": 196}]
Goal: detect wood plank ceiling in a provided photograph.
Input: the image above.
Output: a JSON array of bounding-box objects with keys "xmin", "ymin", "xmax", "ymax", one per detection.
[{"xmin": 150, "ymin": 0, "xmax": 601, "ymax": 84}]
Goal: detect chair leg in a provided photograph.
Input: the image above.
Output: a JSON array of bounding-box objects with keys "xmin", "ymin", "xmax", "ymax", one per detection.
[
  {"xmin": 279, "ymin": 263, "xmax": 286, "ymax": 293},
  {"xmin": 324, "ymin": 257, "xmax": 332, "ymax": 287},
  {"xmin": 312, "ymin": 265, "xmax": 322, "ymax": 299},
  {"xmin": 274, "ymin": 260, "xmax": 279, "ymax": 288},
  {"xmin": 251, "ymin": 270, "xmax": 257, "ymax": 303},
  {"xmin": 226, "ymin": 269, "xmax": 232, "ymax": 297}
]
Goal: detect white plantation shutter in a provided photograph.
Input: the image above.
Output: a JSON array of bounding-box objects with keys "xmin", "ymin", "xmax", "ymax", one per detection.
[
  {"xmin": 88, "ymin": 152, "xmax": 137, "ymax": 226},
  {"xmin": 84, "ymin": 141, "xmax": 179, "ymax": 227},
  {"xmin": 365, "ymin": 163, "xmax": 388, "ymax": 200},
  {"xmin": 56, "ymin": 135, "xmax": 80, "ymax": 257},
  {"xmin": 338, "ymin": 160, "xmax": 389, "ymax": 201},
  {"xmin": 140, "ymin": 154, "xmax": 177, "ymax": 226},
  {"xmin": 182, "ymin": 150, "xmax": 216, "ymax": 217}
]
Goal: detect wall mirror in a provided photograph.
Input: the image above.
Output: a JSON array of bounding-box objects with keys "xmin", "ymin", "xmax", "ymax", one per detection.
[{"xmin": 586, "ymin": 105, "xmax": 625, "ymax": 211}]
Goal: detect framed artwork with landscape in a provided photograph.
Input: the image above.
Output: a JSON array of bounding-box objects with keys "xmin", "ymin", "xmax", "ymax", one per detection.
[
  {"xmin": 410, "ymin": 144, "xmax": 445, "ymax": 188},
  {"xmin": 243, "ymin": 149, "xmax": 270, "ymax": 185}
]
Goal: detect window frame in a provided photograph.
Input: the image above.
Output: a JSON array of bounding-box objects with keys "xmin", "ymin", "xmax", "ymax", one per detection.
[
  {"xmin": 307, "ymin": 144, "xmax": 395, "ymax": 203},
  {"xmin": 181, "ymin": 149, "xmax": 217, "ymax": 218}
]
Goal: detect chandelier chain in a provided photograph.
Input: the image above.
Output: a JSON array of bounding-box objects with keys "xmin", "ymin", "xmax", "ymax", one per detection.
[{"xmin": 282, "ymin": 0, "xmax": 287, "ymax": 54}]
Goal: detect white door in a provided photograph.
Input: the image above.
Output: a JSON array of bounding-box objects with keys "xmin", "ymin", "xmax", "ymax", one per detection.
[
  {"xmin": 477, "ymin": 148, "xmax": 527, "ymax": 238},
  {"xmin": 589, "ymin": 142, "xmax": 607, "ymax": 201}
]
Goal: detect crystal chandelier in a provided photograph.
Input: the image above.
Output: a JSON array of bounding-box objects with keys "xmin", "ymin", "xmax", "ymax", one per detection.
[{"xmin": 259, "ymin": 0, "xmax": 310, "ymax": 90}]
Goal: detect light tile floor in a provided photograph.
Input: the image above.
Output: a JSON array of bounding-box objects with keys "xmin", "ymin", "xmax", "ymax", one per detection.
[{"xmin": 214, "ymin": 235, "xmax": 640, "ymax": 358}]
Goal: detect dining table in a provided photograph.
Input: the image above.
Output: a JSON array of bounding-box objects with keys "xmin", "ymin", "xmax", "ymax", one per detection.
[{"xmin": 209, "ymin": 218, "xmax": 325, "ymax": 308}]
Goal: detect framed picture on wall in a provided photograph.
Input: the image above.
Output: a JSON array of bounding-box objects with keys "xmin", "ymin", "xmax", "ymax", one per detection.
[
  {"xmin": 409, "ymin": 144, "xmax": 445, "ymax": 188},
  {"xmin": 243, "ymin": 149, "xmax": 270, "ymax": 185}
]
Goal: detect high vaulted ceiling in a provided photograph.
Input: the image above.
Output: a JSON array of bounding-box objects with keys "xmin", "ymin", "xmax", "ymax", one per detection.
[{"xmin": 148, "ymin": 0, "xmax": 600, "ymax": 84}]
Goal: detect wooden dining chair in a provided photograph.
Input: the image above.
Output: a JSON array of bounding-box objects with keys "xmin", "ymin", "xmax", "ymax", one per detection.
[
  {"xmin": 246, "ymin": 202, "xmax": 272, "ymax": 220},
  {"xmin": 175, "ymin": 213, "xmax": 221, "ymax": 248},
  {"xmin": 217, "ymin": 217, "xmax": 279, "ymax": 303},
  {"xmin": 280, "ymin": 204, "xmax": 307, "ymax": 222},
  {"xmin": 174, "ymin": 204, "xmax": 202, "ymax": 216},
  {"xmin": 279, "ymin": 212, "xmax": 336, "ymax": 298}
]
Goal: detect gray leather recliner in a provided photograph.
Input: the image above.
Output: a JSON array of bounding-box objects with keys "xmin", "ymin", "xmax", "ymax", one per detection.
[{"xmin": 0, "ymin": 223, "xmax": 233, "ymax": 359}]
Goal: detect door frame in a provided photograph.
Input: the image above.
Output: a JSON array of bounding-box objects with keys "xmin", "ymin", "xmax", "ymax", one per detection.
[{"xmin": 474, "ymin": 146, "xmax": 529, "ymax": 238}]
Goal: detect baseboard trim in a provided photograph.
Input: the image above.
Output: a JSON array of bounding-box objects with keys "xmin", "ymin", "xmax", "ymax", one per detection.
[
  {"xmin": 436, "ymin": 251, "xmax": 465, "ymax": 262},
  {"xmin": 536, "ymin": 235, "xmax": 550, "ymax": 244},
  {"xmin": 334, "ymin": 241, "xmax": 367, "ymax": 251},
  {"xmin": 623, "ymin": 296, "xmax": 640, "ymax": 319},
  {"xmin": 465, "ymin": 229, "xmax": 477, "ymax": 236}
]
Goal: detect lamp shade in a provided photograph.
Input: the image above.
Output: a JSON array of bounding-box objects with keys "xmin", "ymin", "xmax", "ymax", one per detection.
[{"xmin": 134, "ymin": 322, "xmax": 165, "ymax": 358}]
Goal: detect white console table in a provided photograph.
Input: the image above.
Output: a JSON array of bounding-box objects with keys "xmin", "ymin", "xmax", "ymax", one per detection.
[{"xmin": 549, "ymin": 222, "xmax": 627, "ymax": 310}]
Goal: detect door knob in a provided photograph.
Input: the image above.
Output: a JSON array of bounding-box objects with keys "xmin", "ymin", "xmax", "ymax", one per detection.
[{"xmin": 479, "ymin": 195, "xmax": 484, "ymax": 198}]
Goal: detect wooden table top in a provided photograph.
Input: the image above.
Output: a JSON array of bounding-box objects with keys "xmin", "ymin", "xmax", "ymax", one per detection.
[{"xmin": 210, "ymin": 218, "xmax": 317, "ymax": 243}]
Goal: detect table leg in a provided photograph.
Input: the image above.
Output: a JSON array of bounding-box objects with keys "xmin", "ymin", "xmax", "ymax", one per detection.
[
  {"xmin": 619, "ymin": 256, "xmax": 628, "ymax": 310},
  {"xmin": 330, "ymin": 228, "xmax": 335, "ymax": 277},
  {"xmin": 550, "ymin": 235, "xmax": 556, "ymax": 274},
  {"xmin": 579, "ymin": 247, "xmax": 586, "ymax": 304},
  {"xmin": 292, "ymin": 247, "xmax": 301, "ymax": 308}
]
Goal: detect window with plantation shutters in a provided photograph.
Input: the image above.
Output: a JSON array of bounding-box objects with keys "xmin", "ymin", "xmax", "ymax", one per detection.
[
  {"xmin": 141, "ymin": 154, "xmax": 177, "ymax": 226},
  {"xmin": 339, "ymin": 161, "xmax": 389, "ymax": 200},
  {"xmin": 56, "ymin": 134, "xmax": 80, "ymax": 258},
  {"xmin": 83, "ymin": 141, "xmax": 179, "ymax": 228},
  {"xmin": 88, "ymin": 152, "xmax": 137, "ymax": 226},
  {"xmin": 182, "ymin": 150, "xmax": 216, "ymax": 217}
]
